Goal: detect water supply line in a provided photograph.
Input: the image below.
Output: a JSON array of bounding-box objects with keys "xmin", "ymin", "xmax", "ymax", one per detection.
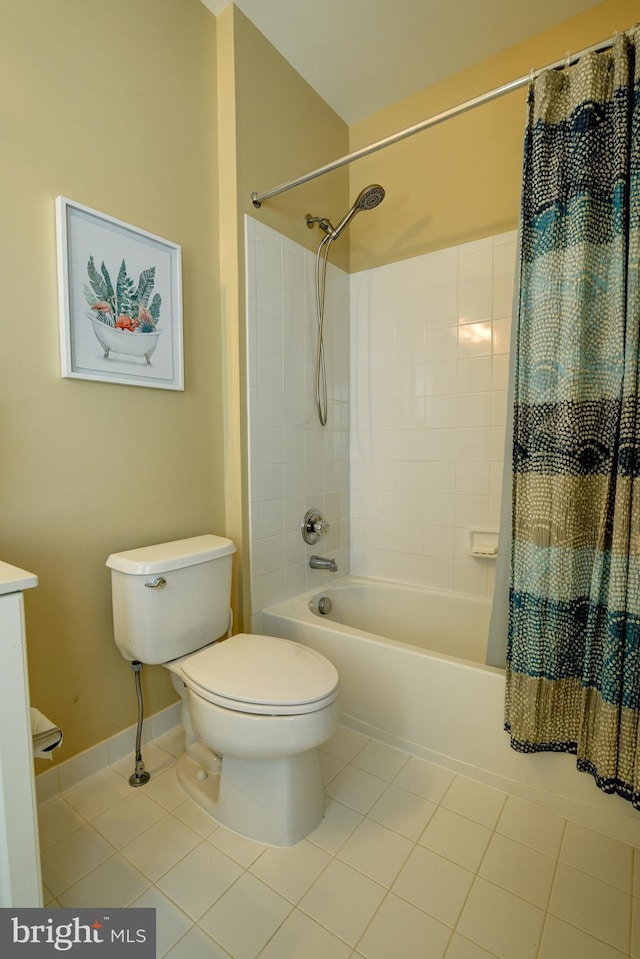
[
  {"xmin": 306, "ymin": 185, "xmax": 385, "ymax": 426},
  {"xmin": 129, "ymin": 661, "xmax": 150, "ymax": 787}
]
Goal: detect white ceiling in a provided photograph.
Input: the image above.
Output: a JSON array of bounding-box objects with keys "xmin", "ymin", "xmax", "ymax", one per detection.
[{"xmin": 201, "ymin": 0, "xmax": 602, "ymax": 124}]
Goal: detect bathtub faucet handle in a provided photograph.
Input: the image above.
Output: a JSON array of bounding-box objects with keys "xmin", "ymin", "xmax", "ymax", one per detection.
[{"xmin": 302, "ymin": 508, "xmax": 330, "ymax": 545}]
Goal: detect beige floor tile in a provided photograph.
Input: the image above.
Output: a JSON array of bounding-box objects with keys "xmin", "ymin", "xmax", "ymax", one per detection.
[
  {"xmin": 325, "ymin": 766, "xmax": 389, "ymax": 814},
  {"xmin": 368, "ymin": 784, "xmax": 437, "ymax": 841},
  {"xmin": 320, "ymin": 751, "xmax": 347, "ymax": 785},
  {"xmin": 549, "ymin": 862, "xmax": 631, "ymax": 954},
  {"xmin": 321, "ymin": 726, "xmax": 370, "ymax": 763},
  {"xmin": 172, "ymin": 797, "xmax": 218, "ymax": 838},
  {"xmin": 338, "ymin": 817, "xmax": 413, "ymax": 887},
  {"xmin": 199, "ymin": 872, "xmax": 292, "ymax": 959},
  {"xmin": 457, "ymin": 877, "xmax": 544, "ymax": 959},
  {"xmin": 352, "ymin": 740, "xmax": 410, "ymax": 781},
  {"xmin": 63, "ymin": 768, "xmax": 131, "ymax": 821},
  {"xmin": 393, "ymin": 758, "xmax": 454, "ymax": 804},
  {"xmin": 307, "ymin": 799, "xmax": 363, "ymax": 855},
  {"xmin": 91, "ymin": 791, "xmax": 166, "ymax": 847},
  {"xmin": 392, "ymin": 845, "xmax": 474, "ymax": 928},
  {"xmin": 357, "ymin": 892, "xmax": 451, "ymax": 959},
  {"xmin": 299, "ymin": 859, "xmax": 386, "ymax": 946},
  {"xmin": 58, "ymin": 853, "xmax": 149, "ymax": 907},
  {"xmin": 139, "ymin": 766, "xmax": 187, "ymax": 811},
  {"xmin": 250, "ymin": 839, "xmax": 331, "ymax": 903},
  {"xmin": 496, "ymin": 796, "xmax": 565, "ymax": 859},
  {"xmin": 479, "ymin": 832, "xmax": 556, "ymax": 909},
  {"xmin": 165, "ymin": 925, "xmax": 232, "ymax": 959},
  {"xmin": 444, "ymin": 933, "xmax": 497, "ymax": 958},
  {"xmin": 257, "ymin": 908, "xmax": 352, "ymax": 959},
  {"xmin": 38, "ymin": 798, "xmax": 85, "ymax": 851},
  {"xmin": 131, "ymin": 886, "xmax": 193, "ymax": 958},
  {"xmin": 157, "ymin": 842, "xmax": 243, "ymax": 920},
  {"xmin": 208, "ymin": 824, "xmax": 266, "ymax": 867},
  {"xmin": 560, "ymin": 821, "xmax": 633, "ymax": 892},
  {"xmin": 419, "ymin": 807, "xmax": 491, "ymax": 872},
  {"xmin": 120, "ymin": 815, "xmax": 200, "ymax": 881},
  {"xmin": 539, "ymin": 914, "xmax": 627, "ymax": 959},
  {"xmin": 440, "ymin": 777, "xmax": 506, "ymax": 829},
  {"xmin": 40, "ymin": 824, "xmax": 114, "ymax": 896}
]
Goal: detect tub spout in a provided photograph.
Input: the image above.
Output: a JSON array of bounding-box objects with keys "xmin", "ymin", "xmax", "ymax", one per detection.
[{"xmin": 310, "ymin": 555, "xmax": 338, "ymax": 572}]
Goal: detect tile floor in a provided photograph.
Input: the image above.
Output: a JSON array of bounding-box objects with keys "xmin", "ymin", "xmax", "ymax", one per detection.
[{"xmin": 38, "ymin": 725, "xmax": 640, "ymax": 959}]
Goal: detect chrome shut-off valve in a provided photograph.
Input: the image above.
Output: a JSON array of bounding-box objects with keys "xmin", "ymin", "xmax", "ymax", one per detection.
[{"xmin": 302, "ymin": 508, "xmax": 330, "ymax": 545}]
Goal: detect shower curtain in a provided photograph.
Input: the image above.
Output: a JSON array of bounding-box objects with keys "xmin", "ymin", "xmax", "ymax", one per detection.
[{"xmin": 505, "ymin": 28, "xmax": 640, "ymax": 806}]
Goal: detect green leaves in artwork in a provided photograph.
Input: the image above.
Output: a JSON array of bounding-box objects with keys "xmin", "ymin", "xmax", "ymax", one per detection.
[{"xmin": 84, "ymin": 257, "xmax": 162, "ymax": 332}]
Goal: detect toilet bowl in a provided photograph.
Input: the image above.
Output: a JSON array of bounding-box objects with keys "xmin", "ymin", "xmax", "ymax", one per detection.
[
  {"xmin": 169, "ymin": 634, "xmax": 339, "ymax": 844},
  {"xmin": 107, "ymin": 535, "xmax": 340, "ymax": 846}
]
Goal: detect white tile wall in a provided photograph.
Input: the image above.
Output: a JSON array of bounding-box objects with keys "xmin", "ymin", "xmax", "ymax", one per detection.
[
  {"xmin": 247, "ymin": 222, "xmax": 515, "ymax": 612},
  {"xmin": 350, "ymin": 232, "xmax": 516, "ymax": 597},
  {"xmin": 245, "ymin": 217, "xmax": 351, "ymax": 628}
]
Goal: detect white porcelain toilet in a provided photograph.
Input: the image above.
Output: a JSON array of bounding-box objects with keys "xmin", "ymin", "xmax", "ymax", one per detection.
[{"xmin": 106, "ymin": 534, "xmax": 339, "ymax": 846}]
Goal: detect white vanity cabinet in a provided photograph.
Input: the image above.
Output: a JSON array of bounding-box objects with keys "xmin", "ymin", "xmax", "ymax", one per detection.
[{"xmin": 0, "ymin": 562, "xmax": 41, "ymax": 906}]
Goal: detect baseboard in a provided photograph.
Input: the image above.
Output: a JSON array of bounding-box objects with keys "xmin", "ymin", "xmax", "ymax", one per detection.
[{"xmin": 34, "ymin": 702, "xmax": 181, "ymax": 806}]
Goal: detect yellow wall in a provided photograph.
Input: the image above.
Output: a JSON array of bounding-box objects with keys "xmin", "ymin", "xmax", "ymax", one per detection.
[
  {"xmin": 348, "ymin": 0, "xmax": 638, "ymax": 271},
  {"xmin": 218, "ymin": 7, "xmax": 349, "ymax": 626},
  {"xmin": 232, "ymin": 9, "xmax": 350, "ymax": 272},
  {"xmin": 1, "ymin": 0, "xmax": 221, "ymax": 763}
]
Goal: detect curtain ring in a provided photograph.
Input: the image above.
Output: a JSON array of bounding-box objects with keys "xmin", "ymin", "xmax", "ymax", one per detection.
[{"xmin": 564, "ymin": 50, "xmax": 572, "ymax": 69}]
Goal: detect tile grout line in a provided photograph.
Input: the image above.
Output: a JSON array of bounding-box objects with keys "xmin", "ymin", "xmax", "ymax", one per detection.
[{"xmin": 532, "ymin": 817, "xmax": 567, "ymax": 959}]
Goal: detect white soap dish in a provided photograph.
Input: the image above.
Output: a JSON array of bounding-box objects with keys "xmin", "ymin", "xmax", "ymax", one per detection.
[{"xmin": 469, "ymin": 529, "xmax": 499, "ymax": 559}]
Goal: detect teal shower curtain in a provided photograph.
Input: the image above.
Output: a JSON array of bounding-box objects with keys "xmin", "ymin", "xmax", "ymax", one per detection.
[{"xmin": 505, "ymin": 28, "xmax": 640, "ymax": 806}]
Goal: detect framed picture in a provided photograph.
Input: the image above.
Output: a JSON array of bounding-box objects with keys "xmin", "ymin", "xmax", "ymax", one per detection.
[{"xmin": 56, "ymin": 197, "xmax": 184, "ymax": 390}]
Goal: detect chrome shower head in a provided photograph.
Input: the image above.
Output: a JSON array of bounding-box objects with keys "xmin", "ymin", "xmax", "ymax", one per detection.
[
  {"xmin": 331, "ymin": 184, "xmax": 385, "ymax": 239},
  {"xmin": 305, "ymin": 184, "xmax": 385, "ymax": 241}
]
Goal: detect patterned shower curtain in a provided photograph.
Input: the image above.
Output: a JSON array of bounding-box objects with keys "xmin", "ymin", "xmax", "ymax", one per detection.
[{"xmin": 505, "ymin": 28, "xmax": 640, "ymax": 806}]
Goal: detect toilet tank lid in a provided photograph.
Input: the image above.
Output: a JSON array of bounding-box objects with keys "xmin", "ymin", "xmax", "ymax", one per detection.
[{"xmin": 106, "ymin": 534, "xmax": 236, "ymax": 575}]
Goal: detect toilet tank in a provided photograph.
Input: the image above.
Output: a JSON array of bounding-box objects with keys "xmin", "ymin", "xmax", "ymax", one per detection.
[{"xmin": 106, "ymin": 534, "xmax": 236, "ymax": 664}]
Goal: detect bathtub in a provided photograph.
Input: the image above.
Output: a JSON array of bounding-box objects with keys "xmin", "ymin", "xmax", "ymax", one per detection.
[{"xmin": 263, "ymin": 575, "xmax": 640, "ymax": 845}]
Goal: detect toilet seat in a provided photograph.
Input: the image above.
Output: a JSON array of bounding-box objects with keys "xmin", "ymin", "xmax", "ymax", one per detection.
[{"xmin": 180, "ymin": 633, "xmax": 339, "ymax": 716}]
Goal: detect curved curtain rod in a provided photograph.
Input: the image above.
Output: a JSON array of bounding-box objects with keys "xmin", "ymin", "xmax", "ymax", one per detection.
[{"xmin": 250, "ymin": 33, "xmax": 617, "ymax": 209}]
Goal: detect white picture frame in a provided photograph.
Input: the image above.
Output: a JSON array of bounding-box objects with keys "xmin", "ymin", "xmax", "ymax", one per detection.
[{"xmin": 55, "ymin": 197, "xmax": 184, "ymax": 390}]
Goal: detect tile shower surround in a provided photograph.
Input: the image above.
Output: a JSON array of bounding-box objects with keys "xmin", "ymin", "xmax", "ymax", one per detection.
[
  {"xmin": 246, "ymin": 217, "xmax": 515, "ymax": 613},
  {"xmin": 245, "ymin": 217, "xmax": 351, "ymax": 628},
  {"xmin": 350, "ymin": 232, "xmax": 515, "ymax": 598}
]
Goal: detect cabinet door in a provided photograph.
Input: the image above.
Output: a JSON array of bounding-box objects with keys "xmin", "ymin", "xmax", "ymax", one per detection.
[{"xmin": 0, "ymin": 591, "xmax": 42, "ymax": 905}]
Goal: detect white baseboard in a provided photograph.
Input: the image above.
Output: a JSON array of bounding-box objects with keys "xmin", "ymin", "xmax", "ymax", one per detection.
[{"xmin": 35, "ymin": 702, "xmax": 181, "ymax": 806}]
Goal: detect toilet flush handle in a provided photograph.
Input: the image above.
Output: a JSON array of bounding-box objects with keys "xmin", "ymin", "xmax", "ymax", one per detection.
[{"xmin": 144, "ymin": 576, "xmax": 167, "ymax": 589}]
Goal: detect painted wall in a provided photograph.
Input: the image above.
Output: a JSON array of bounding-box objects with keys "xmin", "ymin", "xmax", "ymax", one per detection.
[
  {"xmin": 347, "ymin": 0, "xmax": 639, "ymax": 271},
  {"xmin": 217, "ymin": 7, "xmax": 350, "ymax": 626},
  {"xmin": 1, "ymin": 0, "xmax": 222, "ymax": 763}
]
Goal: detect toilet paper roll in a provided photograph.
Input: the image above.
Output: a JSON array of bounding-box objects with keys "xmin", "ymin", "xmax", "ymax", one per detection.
[{"xmin": 30, "ymin": 708, "xmax": 63, "ymax": 760}]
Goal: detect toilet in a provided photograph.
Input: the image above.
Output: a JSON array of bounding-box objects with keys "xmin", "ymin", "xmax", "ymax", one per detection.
[{"xmin": 106, "ymin": 534, "xmax": 339, "ymax": 846}]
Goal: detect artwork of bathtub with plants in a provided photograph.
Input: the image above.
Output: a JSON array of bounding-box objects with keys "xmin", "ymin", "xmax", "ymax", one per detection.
[{"xmin": 84, "ymin": 257, "xmax": 162, "ymax": 364}]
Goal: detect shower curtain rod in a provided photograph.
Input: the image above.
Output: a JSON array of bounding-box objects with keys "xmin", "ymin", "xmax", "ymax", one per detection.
[{"xmin": 250, "ymin": 32, "xmax": 617, "ymax": 208}]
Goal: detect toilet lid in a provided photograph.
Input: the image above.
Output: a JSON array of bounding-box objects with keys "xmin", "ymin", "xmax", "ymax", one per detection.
[{"xmin": 180, "ymin": 633, "xmax": 339, "ymax": 715}]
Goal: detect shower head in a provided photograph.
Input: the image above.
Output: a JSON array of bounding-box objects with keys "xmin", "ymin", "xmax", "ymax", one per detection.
[
  {"xmin": 331, "ymin": 184, "xmax": 385, "ymax": 240},
  {"xmin": 305, "ymin": 184, "xmax": 385, "ymax": 241}
]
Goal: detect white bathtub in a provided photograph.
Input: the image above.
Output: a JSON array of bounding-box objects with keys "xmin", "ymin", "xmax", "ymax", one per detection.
[{"xmin": 263, "ymin": 576, "xmax": 640, "ymax": 845}]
